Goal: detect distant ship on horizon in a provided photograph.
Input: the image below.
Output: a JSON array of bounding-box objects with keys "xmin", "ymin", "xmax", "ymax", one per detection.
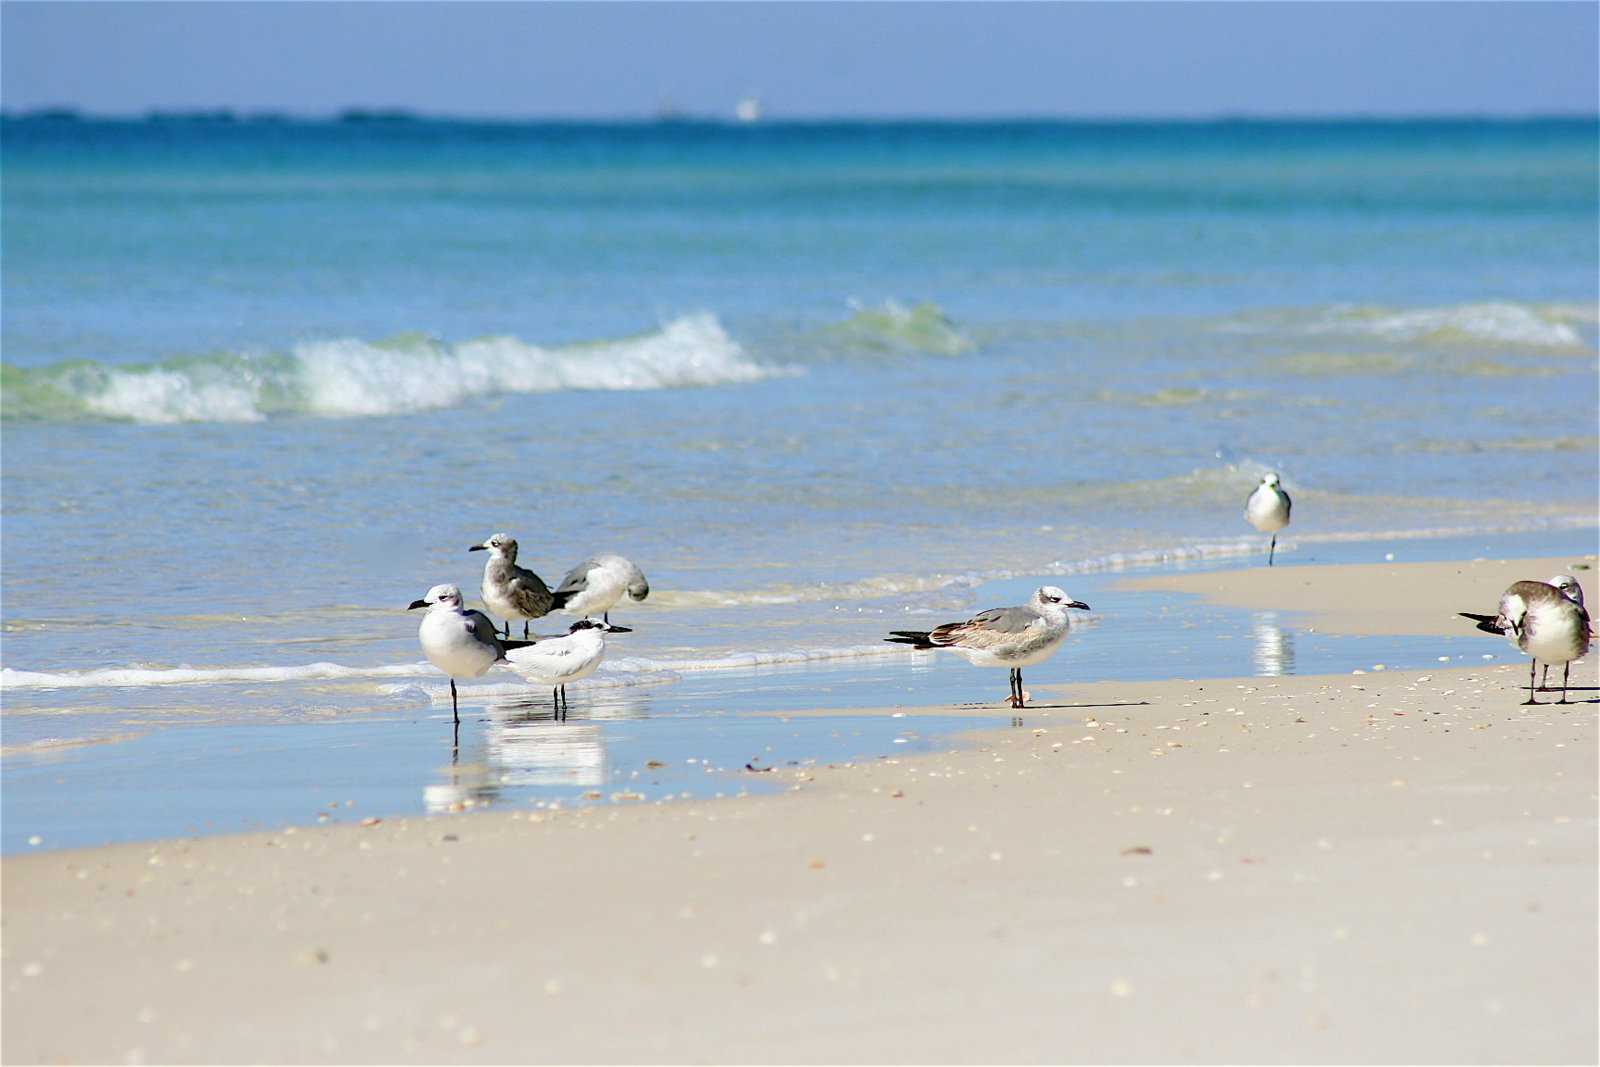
[{"xmin": 734, "ymin": 91, "xmax": 763, "ymax": 124}]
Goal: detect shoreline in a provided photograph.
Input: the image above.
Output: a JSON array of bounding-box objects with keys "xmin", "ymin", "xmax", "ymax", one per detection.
[{"xmin": 3, "ymin": 554, "xmax": 1595, "ymax": 1064}]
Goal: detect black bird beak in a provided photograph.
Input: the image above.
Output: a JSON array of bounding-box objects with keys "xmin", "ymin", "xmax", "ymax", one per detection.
[
  {"xmin": 468, "ymin": 544, "xmax": 487, "ymax": 552},
  {"xmin": 408, "ymin": 598, "xmax": 429, "ymax": 610},
  {"xmin": 606, "ymin": 624, "xmax": 634, "ymax": 633},
  {"xmin": 1069, "ymin": 600, "xmax": 1091, "ymax": 611}
]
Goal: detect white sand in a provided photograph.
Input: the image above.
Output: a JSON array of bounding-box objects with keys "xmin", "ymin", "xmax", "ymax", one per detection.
[{"xmin": 3, "ymin": 555, "xmax": 1594, "ymax": 1064}]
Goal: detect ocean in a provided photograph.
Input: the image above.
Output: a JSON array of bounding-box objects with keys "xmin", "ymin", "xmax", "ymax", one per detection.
[{"xmin": 3, "ymin": 116, "xmax": 1596, "ymax": 851}]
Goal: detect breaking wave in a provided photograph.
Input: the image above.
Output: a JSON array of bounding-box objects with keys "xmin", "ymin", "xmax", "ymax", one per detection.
[
  {"xmin": 1305, "ymin": 301, "xmax": 1593, "ymax": 349},
  {"xmin": 799, "ymin": 300, "xmax": 975, "ymax": 360},
  {"xmin": 1, "ymin": 313, "xmax": 780, "ymax": 424}
]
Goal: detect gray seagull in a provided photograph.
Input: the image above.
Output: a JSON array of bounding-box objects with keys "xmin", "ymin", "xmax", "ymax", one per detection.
[
  {"xmin": 887, "ymin": 585, "xmax": 1090, "ymax": 708},
  {"xmin": 470, "ymin": 532, "xmax": 554, "ymax": 639},
  {"xmin": 550, "ymin": 553, "xmax": 650, "ymax": 623},
  {"xmin": 1460, "ymin": 578, "xmax": 1591, "ymax": 705}
]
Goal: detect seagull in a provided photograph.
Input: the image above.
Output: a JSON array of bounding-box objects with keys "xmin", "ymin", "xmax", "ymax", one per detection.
[
  {"xmin": 503, "ymin": 618, "xmax": 631, "ymax": 713},
  {"xmin": 1541, "ymin": 575, "xmax": 1586, "ymax": 690},
  {"xmin": 470, "ymin": 532, "xmax": 553, "ymax": 638},
  {"xmin": 550, "ymin": 553, "xmax": 650, "ymax": 623},
  {"xmin": 409, "ymin": 583, "xmax": 532, "ymax": 723},
  {"xmin": 886, "ymin": 586, "xmax": 1090, "ymax": 708},
  {"xmin": 1459, "ymin": 579, "xmax": 1591, "ymax": 705},
  {"xmin": 1244, "ymin": 473, "xmax": 1292, "ymax": 566}
]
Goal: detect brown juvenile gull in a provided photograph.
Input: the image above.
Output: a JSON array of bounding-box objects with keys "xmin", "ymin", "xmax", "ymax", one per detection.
[
  {"xmin": 886, "ymin": 585, "xmax": 1090, "ymax": 708},
  {"xmin": 1460, "ymin": 578, "xmax": 1591, "ymax": 705},
  {"xmin": 470, "ymin": 532, "xmax": 554, "ymax": 639}
]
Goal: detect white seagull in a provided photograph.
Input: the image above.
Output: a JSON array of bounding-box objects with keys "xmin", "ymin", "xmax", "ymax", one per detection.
[
  {"xmin": 470, "ymin": 532, "xmax": 554, "ymax": 638},
  {"xmin": 1244, "ymin": 473, "xmax": 1292, "ymax": 566},
  {"xmin": 409, "ymin": 583, "xmax": 532, "ymax": 723},
  {"xmin": 1460, "ymin": 578, "xmax": 1591, "ymax": 705},
  {"xmin": 1542, "ymin": 575, "xmax": 1587, "ymax": 690},
  {"xmin": 550, "ymin": 553, "xmax": 650, "ymax": 623},
  {"xmin": 503, "ymin": 618, "xmax": 631, "ymax": 713},
  {"xmin": 886, "ymin": 586, "xmax": 1090, "ymax": 708}
]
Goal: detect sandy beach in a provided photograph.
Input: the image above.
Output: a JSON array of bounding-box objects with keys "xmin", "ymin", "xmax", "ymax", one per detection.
[{"xmin": 3, "ymin": 554, "xmax": 1595, "ymax": 1065}]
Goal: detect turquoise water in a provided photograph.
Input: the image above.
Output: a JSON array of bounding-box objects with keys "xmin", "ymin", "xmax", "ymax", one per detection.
[{"xmin": 3, "ymin": 117, "xmax": 1596, "ymax": 850}]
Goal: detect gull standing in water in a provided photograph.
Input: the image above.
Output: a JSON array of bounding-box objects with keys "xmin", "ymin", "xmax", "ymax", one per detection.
[
  {"xmin": 409, "ymin": 583, "xmax": 531, "ymax": 723},
  {"xmin": 1244, "ymin": 472, "xmax": 1292, "ymax": 566},
  {"xmin": 550, "ymin": 553, "xmax": 650, "ymax": 623},
  {"xmin": 503, "ymin": 619, "xmax": 631, "ymax": 714},
  {"xmin": 886, "ymin": 586, "xmax": 1090, "ymax": 708},
  {"xmin": 1460, "ymin": 578, "xmax": 1591, "ymax": 705},
  {"xmin": 470, "ymin": 532, "xmax": 553, "ymax": 638}
]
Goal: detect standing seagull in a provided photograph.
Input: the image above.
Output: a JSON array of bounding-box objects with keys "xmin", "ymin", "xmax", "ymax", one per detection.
[
  {"xmin": 550, "ymin": 553, "xmax": 650, "ymax": 623},
  {"xmin": 886, "ymin": 586, "xmax": 1090, "ymax": 708},
  {"xmin": 503, "ymin": 618, "xmax": 631, "ymax": 713},
  {"xmin": 470, "ymin": 532, "xmax": 553, "ymax": 638},
  {"xmin": 409, "ymin": 583, "xmax": 530, "ymax": 724},
  {"xmin": 1244, "ymin": 473, "xmax": 1292, "ymax": 566},
  {"xmin": 1459, "ymin": 579, "xmax": 1591, "ymax": 705},
  {"xmin": 1541, "ymin": 575, "xmax": 1586, "ymax": 690}
]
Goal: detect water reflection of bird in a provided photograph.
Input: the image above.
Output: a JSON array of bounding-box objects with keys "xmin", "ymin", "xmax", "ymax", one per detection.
[
  {"xmin": 1460, "ymin": 578, "xmax": 1591, "ymax": 705},
  {"xmin": 470, "ymin": 532, "xmax": 554, "ymax": 638},
  {"xmin": 1244, "ymin": 473, "xmax": 1292, "ymax": 566},
  {"xmin": 504, "ymin": 619, "xmax": 631, "ymax": 714},
  {"xmin": 886, "ymin": 586, "xmax": 1089, "ymax": 708}
]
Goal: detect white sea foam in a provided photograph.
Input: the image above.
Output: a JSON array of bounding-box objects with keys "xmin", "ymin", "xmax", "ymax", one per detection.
[
  {"xmin": 15, "ymin": 314, "xmax": 781, "ymax": 424},
  {"xmin": 1309, "ymin": 302, "xmax": 1588, "ymax": 348},
  {"xmin": 0, "ymin": 662, "xmax": 426, "ymax": 689}
]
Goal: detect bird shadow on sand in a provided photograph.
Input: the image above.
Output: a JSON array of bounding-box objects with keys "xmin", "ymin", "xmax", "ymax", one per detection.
[
  {"xmin": 1519, "ymin": 686, "xmax": 1598, "ymax": 705},
  {"xmin": 956, "ymin": 700, "xmax": 1153, "ymax": 712}
]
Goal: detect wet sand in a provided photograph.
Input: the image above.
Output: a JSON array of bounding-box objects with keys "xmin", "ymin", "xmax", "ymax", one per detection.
[{"xmin": 3, "ymin": 556, "xmax": 1595, "ymax": 1065}]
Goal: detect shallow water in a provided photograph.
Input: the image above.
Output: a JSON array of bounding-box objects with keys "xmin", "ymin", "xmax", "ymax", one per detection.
[
  {"xmin": 5, "ymin": 527, "xmax": 1594, "ymax": 854},
  {"xmin": 3, "ymin": 117, "xmax": 1596, "ymax": 851}
]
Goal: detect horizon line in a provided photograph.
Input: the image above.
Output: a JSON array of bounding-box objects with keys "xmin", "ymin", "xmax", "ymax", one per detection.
[{"xmin": 6, "ymin": 106, "xmax": 1597, "ymax": 126}]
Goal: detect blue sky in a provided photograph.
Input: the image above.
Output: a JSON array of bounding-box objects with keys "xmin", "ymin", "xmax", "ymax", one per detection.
[{"xmin": 3, "ymin": 1, "xmax": 1596, "ymax": 120}]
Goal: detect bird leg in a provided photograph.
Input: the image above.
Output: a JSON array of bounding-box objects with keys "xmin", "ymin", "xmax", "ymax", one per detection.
[
  {"xmin": 1558, "ymin": 662, "xmax": 1571, "ymax": 705},
  {"xmin": 1522, "ymin": 659, "xmax": 1541, "ymax": 706},
  {"xmin": 450, "ymin": 679, "xmax": 460, "ymax": 725},
  {"xmin": 1267, "ymin": 533, "xmax": 1277, "ymax": 567},
  {"xmin": 1007, "ymin": 668, "xmax": 1026, "ymax": 708}
]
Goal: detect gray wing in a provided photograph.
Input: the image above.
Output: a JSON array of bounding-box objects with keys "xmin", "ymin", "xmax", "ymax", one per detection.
[
  {"xmin": 467, "ymin": 609, "xmax": 503, "ymax": 649},
  {"xmin": 966, "ymin": 605, "xmax": 1040, "ymax": 634},
  {"xmin": 501, "ymin": 562, "xmax": 553, "ymax": 615},
  {"xmin": 554, "ymin": 559, "xmax": 598, "ymax": 598},
  {"xmin": 930, "ymin": 605, "xmax": 1039, "ymax": 645}
]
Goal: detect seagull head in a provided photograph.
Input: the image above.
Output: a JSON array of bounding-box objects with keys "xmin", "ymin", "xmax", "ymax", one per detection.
[
  {"xmin": 1261, "ymin": 472, "xmax": 1281, "ymax": 488},
  {"xmin": 1548, "ymin": 574, "xmax": 1585, "ymax": 607},
  {"xmin": 409, "ymin": 583, "xmax": 464, "ymax": 611},
  {"xmin": 569, "ymin": 619, "xmax": 632, "ymax": 634},
  {"xmin": 1034, "ymin": 586, "xmax": 1091, "ymax": 613},
  {"xmin": 469, "ymin": 532, "xmax": 518, "ymax": 559}
]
